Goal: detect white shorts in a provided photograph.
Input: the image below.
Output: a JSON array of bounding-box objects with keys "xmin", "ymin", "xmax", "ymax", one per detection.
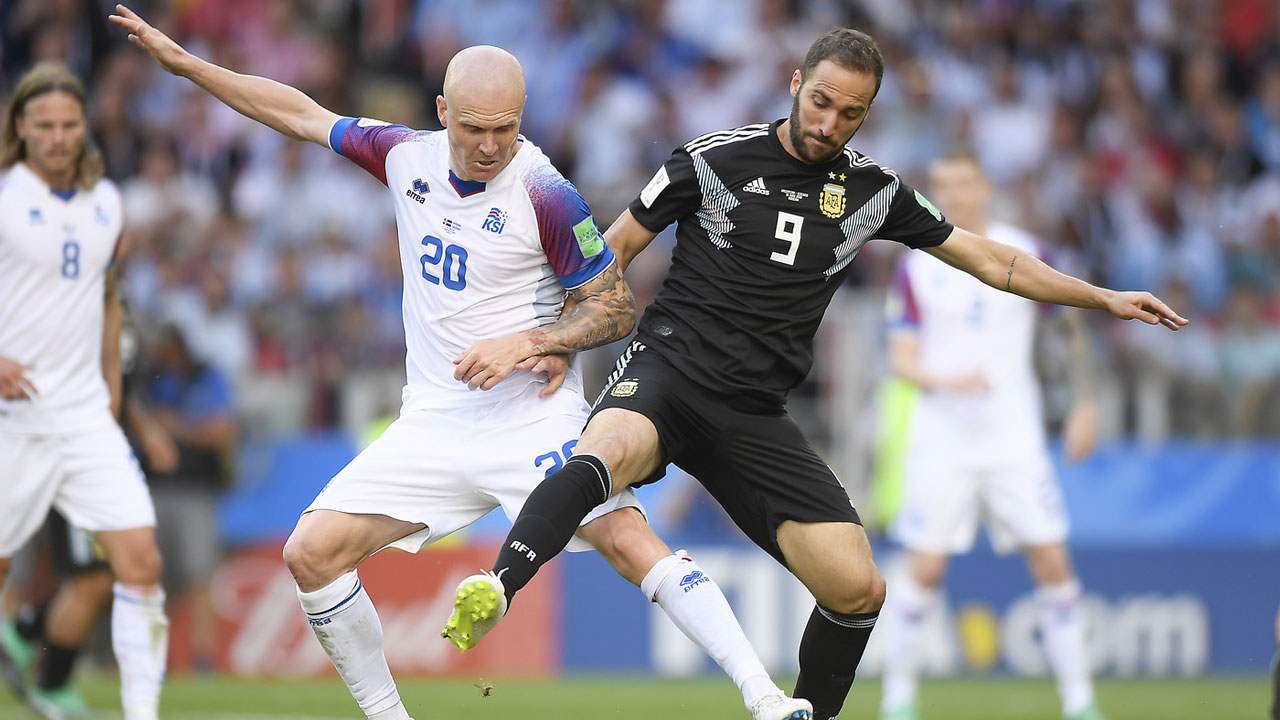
[
  {"xmin": 306, "ymin": 383, "xmax": 644, "ymax": 553},
  {"xmin": 891, "ymin": 448, "xmax": 1067, "ymax": 555},
  {"xmin": 0, "ymin": 420, "xmax": 155, "ymax": 556}
]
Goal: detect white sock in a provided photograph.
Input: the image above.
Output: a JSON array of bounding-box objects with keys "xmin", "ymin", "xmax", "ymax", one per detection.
[
  {"xmin": 112, "ymin": 583, "xmax": 168, "ymax": 720},
  {"xmin": 1037, "ymin": 579, "xmax": 1093, "ymax": 715},
  {"xmin": 880, "ymin": 573, "xmax": 937, "ymax": 712},
  {"xmin": 297, "ymin": 572, "xmax": 410, "ymax": 720},
  {"xmin": 641, "ymin": 551, "xmax": 781, "ymax": 708}
]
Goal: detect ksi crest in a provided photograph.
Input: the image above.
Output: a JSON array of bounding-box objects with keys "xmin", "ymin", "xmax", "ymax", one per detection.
[{"xmin": 819, "ymin": 183, "xmax": 846, "ymax": 219}]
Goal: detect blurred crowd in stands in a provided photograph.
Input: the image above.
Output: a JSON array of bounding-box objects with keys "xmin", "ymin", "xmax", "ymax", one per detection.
[{"xmin": 4, "ymin": 0, "xmax": 1279, "ymax": 456}]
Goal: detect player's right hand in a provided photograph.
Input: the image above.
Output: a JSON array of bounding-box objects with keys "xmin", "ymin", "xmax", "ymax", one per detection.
[
  {"xmin": 0, "ymin": 356, "xmax": 38, "ymax": 401},
  {"xmin": 1101, "ymin": 289, "xmax": 1188, "ymax": 331},
  {"xmin": 109, "ymin": 5, "xmax": 191, "ymax": 76},
  {"xmin": 516, "ymin": 354, "xmax": 571, "ymax": 398}
]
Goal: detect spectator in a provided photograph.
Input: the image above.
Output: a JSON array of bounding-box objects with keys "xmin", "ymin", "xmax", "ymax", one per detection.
[{"xmin": 144, "ymin": 325, "xmax": 237, "ymax": 671}]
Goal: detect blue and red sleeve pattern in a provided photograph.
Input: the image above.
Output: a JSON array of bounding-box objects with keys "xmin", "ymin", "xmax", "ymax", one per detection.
[
  {"xmin": 524, "ymin": 164, "xmax": 615, "ymax": 290},
  {"xmin": 887, "ymin": 261, "xmax": 922, "ymax": 330},
  {"xmin": 328, "ymin": 117, "xmax": 424, "ymax": 186}
]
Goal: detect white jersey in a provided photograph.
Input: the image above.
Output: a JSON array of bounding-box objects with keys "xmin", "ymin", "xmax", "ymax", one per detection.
[
  {"xmin": 0, "ymin": 162, "xmax": 123, "ymax": 434},
  {"xmin": 886, "ymin": 222, "xmax": 1048, "ymax": 461},
  {"xmin": 328, "ymin": 117, "xmax": 615, "ymax": 411}
]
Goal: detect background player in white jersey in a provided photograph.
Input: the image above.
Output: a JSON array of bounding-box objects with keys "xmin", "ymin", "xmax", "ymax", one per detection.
[
  {"xmin": 879, "ymin": 154, "xmax": 1103, "ymax": 720},
  {"xmin": 111, "ymin": 6, "xmax": 811, "ymax": 720},
  {"xmin": 0, "ymin": 62, "xmax": 168, "ymax": 720}
]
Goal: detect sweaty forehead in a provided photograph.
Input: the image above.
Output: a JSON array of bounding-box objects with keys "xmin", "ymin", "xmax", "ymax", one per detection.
[
  {"xmin": 451, "ymin": 95, "xmax": 523, "ymax": 125},
  {"xmin": 446, "ymin": 78, "xmax": 524, "ymax": 126}
]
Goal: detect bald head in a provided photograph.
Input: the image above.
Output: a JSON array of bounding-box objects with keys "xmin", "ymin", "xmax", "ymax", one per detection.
[
  {"xmin": 437, "ymin": 45, "xmax": 527, "ymax": 182},
  {"xmin": 443, "ymin": 45, "xmax": 526, "ymax": 108}
]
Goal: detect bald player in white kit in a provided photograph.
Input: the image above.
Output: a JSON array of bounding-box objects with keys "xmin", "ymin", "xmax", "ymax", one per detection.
[
  {"xmin": 111, "ymin": 5, "xmax": 813, "ymax": 720},
  {"xmin": 878, "ymin": 154, "xmax": 1103, "ymax": 720},
  {"xmin": 0, "ymin": 62, "xmax": 168, "ymax": 720}
]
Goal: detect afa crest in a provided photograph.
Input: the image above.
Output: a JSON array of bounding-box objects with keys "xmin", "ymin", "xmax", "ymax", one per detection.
[{"xmin": 819, "ymin": 183, "xmax": 846, "ymax": 219}]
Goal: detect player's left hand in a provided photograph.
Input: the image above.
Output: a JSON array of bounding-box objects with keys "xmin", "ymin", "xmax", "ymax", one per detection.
[
  {"xmin": 1102, "ymin": 290, "xmax": 1188, "ymax": 330},
  {"xmin": 516, "ymin": 354, "xmax": 571, "ymax": 398},
  {"xmin": 454, "ymin": 334, "xmax": 536, "ymax": 391}
]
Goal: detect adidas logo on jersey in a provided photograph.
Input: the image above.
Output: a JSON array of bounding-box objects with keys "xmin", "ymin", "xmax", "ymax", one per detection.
[{"xmin": 742, "ymin": 177, "xmax": 769, "ymax": 195}]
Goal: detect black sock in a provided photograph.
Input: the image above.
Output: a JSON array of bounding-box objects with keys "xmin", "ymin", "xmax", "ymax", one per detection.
[
  {"xmin": 793, "ymin": 605, "xmax": 879, "ymax": 720},
  {"xmin": 14, "ymin": 603, "xmax": 47, "ymax": 642},
  {"xmin": 36, "ymin": 642, "xmax": 79, "ymax": 691},
  {"xmin": 491, "ymin": 454, "xmax": 611, "ymax": 604}
]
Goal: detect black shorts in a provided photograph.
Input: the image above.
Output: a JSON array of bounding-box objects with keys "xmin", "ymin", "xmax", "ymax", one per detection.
[
  {"xmin": 591, "ymin": 341, "xmax": 862, "ymax": 565},
  {"xmin": 46, "ymin": 511, "xmax": 109, "ymax": 577}
]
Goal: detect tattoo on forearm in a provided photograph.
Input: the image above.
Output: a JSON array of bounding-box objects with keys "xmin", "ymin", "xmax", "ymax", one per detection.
[
  {"xmin": 526, "ymin": 265, "xmax": 635, "ymax": 354},
  {"xmin": 1005, "ymin": 256, "xmax": 1017, "ymax": 291}
]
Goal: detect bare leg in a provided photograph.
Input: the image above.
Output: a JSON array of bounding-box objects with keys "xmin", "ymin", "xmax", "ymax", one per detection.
[
  {"xmin": 282, "ymin": 510, "xmax": 424, "ymax": 720},
  {"xmin": 1025, "ymin": 542, "xmax": 1095, "ymax": 716},
  {"xmin": 778, "ymin": 520, "xmax": 886, "ymax": 719},
  {"xmin": 96, "ymin": 527, "xmax": 166, "ymax": 720}
]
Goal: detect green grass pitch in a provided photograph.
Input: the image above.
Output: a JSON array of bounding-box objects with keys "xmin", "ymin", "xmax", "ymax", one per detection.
[{"xmin": 0, "ymin": 674, "xmax": 1267, "ymax": 719}]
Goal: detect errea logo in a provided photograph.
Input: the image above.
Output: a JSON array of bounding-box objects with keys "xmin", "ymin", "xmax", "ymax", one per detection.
[
  {"xmin": 406, "ymin": 178, "xmax": 429, "ymax": 204},
  {"xmin": 679, "ymin": 571, "xmax": 708, "ymax": 593}
]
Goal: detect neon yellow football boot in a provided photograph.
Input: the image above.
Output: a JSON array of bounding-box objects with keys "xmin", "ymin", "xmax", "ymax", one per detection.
[{"xmin": 441, "ymin": 571, "xmax": 507, "ymax": 651}]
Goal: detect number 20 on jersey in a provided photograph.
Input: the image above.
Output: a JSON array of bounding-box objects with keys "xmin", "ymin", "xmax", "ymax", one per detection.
[{"xmin": 420, "ymin": 234, "xmax": 468, "ymax": 291}]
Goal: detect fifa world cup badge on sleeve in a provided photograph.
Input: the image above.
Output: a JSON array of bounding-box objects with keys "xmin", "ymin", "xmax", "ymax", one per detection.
[
  {"xmin": 640, "ymin": 166, "xmax": 670, "ymax": 208},
  {"xmin": 573, "ymin": 216, "xmax": 604, "ymax": 257},
  {"xmin": 915, "ymin": 189, "xmax": 944, "ymax": 221}
]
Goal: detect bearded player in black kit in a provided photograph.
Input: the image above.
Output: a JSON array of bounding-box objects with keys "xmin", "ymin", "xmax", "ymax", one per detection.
[{"xmin": 445, "ymin": 28, "xmax": 1187, "ymax": 719}]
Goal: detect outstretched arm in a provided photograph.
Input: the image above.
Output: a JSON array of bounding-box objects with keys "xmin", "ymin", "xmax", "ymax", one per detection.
[
  {"xmin": 453, "ymin": 262, "xmax": 636, "ymax": 390},
  {"xmin": 109, "ymin": 4, "xmax": 338, "ymax": 147},
  {"xmin": 924, "ymin": 227, "xmax": 1188, "ymax": 330}
]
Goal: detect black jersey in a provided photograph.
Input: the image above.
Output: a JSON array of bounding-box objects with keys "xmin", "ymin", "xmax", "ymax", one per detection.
[{"xmin": 627, "ymin": 120, "xmax": 953, "ymax": 412}]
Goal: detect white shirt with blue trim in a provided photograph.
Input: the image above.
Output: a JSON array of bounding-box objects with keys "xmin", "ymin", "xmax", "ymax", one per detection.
[
  {"xmin": 0, "ymin": 162, "xmax": 124, "ymax": 434},
  {"xmin": 329, "ymin": 117, "xmax": 616, "ymax": 410}
]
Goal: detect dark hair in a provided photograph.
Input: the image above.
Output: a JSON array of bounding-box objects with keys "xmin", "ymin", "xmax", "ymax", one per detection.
[{"xmin": 801, "ymin": 28, "xmax": 885, "ymax": 95}]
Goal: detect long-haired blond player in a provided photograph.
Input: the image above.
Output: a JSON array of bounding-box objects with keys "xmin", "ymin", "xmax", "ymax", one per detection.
[{"xmin": 0, "ymin": 62, "xmax": 168, "ymax": 720}]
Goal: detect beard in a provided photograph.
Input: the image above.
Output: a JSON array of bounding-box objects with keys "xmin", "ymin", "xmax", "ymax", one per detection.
[{"xmin": 787, "ymin": 94, "xmax": 848, "ymax": 164}]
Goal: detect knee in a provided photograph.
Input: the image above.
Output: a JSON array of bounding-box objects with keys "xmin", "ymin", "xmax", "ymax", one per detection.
[
  {"xmin": 72, "ymin": 569, "xmax": 117, "ymax": 607},
  {"xmin": 283, "ymin": 528, "xmax": 342, "ymax": 591},
  {"xmin": 1027, "ymin": 544, "xmax": 1073, "ymax": 587},
  {"xmin": 586, "ymin": 510, "xmax": 666, "ymax": 585},
  {"xmin": 113, "ymin": 543, "xmax": 163, "ymax": 587},
  {"xmin": 820, "ymin": 567, "xmax": 887, "ymax": 615},
  {"xmin": 910, "ymin": 556, "xmax": 949, "ymax": 589}
]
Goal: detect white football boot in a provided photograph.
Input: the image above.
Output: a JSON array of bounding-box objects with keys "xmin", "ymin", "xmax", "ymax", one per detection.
[{"xmin": 748, "ymin": 694, "xmax": 814, "ymax": 720}]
